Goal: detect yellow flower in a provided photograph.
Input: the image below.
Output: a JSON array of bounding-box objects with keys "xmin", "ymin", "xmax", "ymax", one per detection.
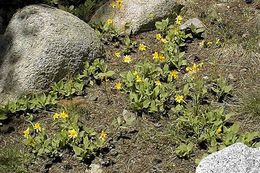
[
  {"xmin": 215, "ymin": 38, "xmax": 221, "ymax": 46},
  {"xmin": 114, "ymin": 0, "xmax": 123, "ymax": 9},
  {"xmin": 136, "ymin": 75, "xmax": 142, "ymax": 82},
  {"xmin": 133, "ymin": 71, "xmax": 138, "ymax": 76},
  {"xmin": 106, "ymin": 19, "xmax": 113, "ymax": 26},
  {"xmin": 60, "ymin": 111, "xmax": 69, "ymax": 119},
  {"xmin": 186, "ymin": 66, "xmax": 192, "ymax": 72},
  {"xmin": 199, "ymin": 40, "xmax": 205, "ymax": 48},
  {"xmin": 53, "ymin": 113, "xmax": 60, "ymax": 120},
  {"xmin": 155, "ymin": 80, "xmax": 162, "ymax": 86},
  {"xmin": 123, "ymin": 55, "xmax": 132, "ymax": 63},
  {"xmin": 23, "ymin": 128, "xmax": 30, "ymax": 138},
  {"xmin": 99, "ymin": 130, "xmax": 107, "ymax": 141},
  {"xmin": 68, "ymin": 129, "xmax": 78, "ymax": 139},
  {"xmin": 170, "ymin": 70, "xmax": 179, "ymax": 79},
  {"xmin": 216, "ymin": 127, "xmax": 222, "ymax": 134},
  {"xmin": 153, "ymin": 52, "xmax": 159, "ymax": 60},
  {"xmin": 111, "ymin": 0, "xmax": 123, "ymax": 9},
  {"xmin": 115, "ymin": 82, "xmax": 122, "ymax": 90},
  {"xmin": 161, "ymin": 38, "xmax": 168, "ymax": 44},
  {"xmin": 114, "ymin": 51, "xmax": 121, "ymax": 58},
  {"xmin": 156, "ymin": 34, "xmax": 162, "ymax": 40},
  {"xmin": 34, "ymin": 122, "xmax": 42, "ymax": 132},
  {"xmin": 172, "ymin": 27, "xmax": 179, "ymax": 35},
  {"xmin": 159, "ymin": 54, "xmax": 166, "ymax": 62},
  {"xmin": 186, "ymin": 63, "xmax": 201, "ymax": 74},
  {"xmin": 207, "ymin": 41, "xmax": 213, "ymax": 47},
  {"xmin": 176, "ymin": 15, "xmax": 182, "ymax": 25},
  {"xmin": 110, "ymin": 1, "xmax": 116, "ymax": 8},
  {"xmin": 175, "ymin": 95, "xmax": 184, "ymax": 103},
  {"xmin": 117, "ymin": 2, "xmax": 123, "ymax": 9},
  {"xmin": 138, "ymin": 43, "xmax": 147, "ymax": 51}
]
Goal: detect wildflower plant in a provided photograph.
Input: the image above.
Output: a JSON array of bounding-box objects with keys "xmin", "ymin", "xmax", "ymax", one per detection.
[
  {"xmin": 23, "ymin": 110, "xmax": 106, "ymax": 161},
  {"xmin": 118, "ymin": 15, "xmax": 260, "ymax": 161},
  {"xmin": 121, "ymin": 61, "xmax": 177, "ymax": 113},
  {"xmin": 120, "ymin": 16, "xmax": 190, "ymax": 114}
]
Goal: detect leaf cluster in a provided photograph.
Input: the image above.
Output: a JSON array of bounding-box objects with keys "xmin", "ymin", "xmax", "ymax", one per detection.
[{"xmin": 24, "ymin": 110, "xmax": 104, "ymax": 161}]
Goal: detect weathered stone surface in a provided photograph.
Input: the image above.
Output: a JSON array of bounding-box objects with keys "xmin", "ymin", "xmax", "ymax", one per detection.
[
  {"xmin": 180, "ymin": 18, "xmax": 205, "ymax": 30},
  {"xmin": 0, "ymin": 5, "xmax": 104, "ymax": 103},
  {"xmin": 85, "ymin": 164, "xmax": 103, "ymax": 173},
  {"xmin": 90, "ymin": 0, "xmax": 180, "ymax": 34},
  {"xmin": 196, "ymin": 143, "xmax": 260, "ymax": 173}
]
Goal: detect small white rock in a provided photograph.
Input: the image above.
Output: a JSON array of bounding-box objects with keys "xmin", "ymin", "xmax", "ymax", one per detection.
[{"xmin": 85, "ymin": 164, "xmax": 103, "ymax": 173}]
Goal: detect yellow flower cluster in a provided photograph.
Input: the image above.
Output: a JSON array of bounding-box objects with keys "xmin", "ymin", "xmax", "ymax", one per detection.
[
  {"xmin": 155, "ymin": 34, "xmax": 168, "ymax": 44},
  {"xmin": 152, "ymin": 52, "xmax": 166, "ymax": 62},
  {"xmin": 186, "ymin": 63, "xmax": 203, "ymax": 74},
  {"xmin": 111, "ymin": 0, "xmax": 123, "ymax": 9},
  {"xmin": 175, "ymin": 15, "xmax": 182, "ymax": 25},
  {"xmin": 132, "ymin": 71, "xmax": 142, "ymax": 82},
  {"xmin": 23, "ymin": 122, "xmax": 43, "ymax": 138},
  {"xmin": 53, "ymin": 111, "xmax": 69, "ymax": 120},
  {"xmin": 106, "ymin": 19, "xmax": 113, "ymax": 26}
]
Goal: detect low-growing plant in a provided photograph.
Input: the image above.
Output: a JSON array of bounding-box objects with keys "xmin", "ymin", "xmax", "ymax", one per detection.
[
  {"xmin": 44, "ymin": 0, "xmax": 98, "ymax": 20},
  {"xmin": 23, "ymin": 107, "xmax": 106, "ymax": 161},
  {"xmin": 0, "ymin": 92, "xmax": 57, "ymax": 116},
  {"xmin": 91, "ymin": 19, "xmax": 121, "ymax": 43},
  {"xmin": 118, "ymin": 16, "xmax": 193, "ymax": 114},
  {"xmin": 0, "ymin": 58, "xmax": 112, "ymax": 121},
  {"xmin": 121, "ymin": 61, "xmax": 176, "ymax": 113},
  {"xmin": 0, "ymin": 145, "xmax": 31, "ymax": 173},
  {"xmin": 122, "ymin": 36, "xmax": 137, "ymax": 55},
  {"xmin": 241, "ymin": 91, "xmax": 260, "ymax": 117},
  {"xmin": 175, "ymin": 142, "xmax": 194, "ymax": 158},
  {"xmin": 211, "ymin": 76, "xmax": 233, "ymax": 102},
  {"xmin": 171, "ymin": 105, "xmax": 260, "ymax": 158},
  {"xmin": 118, "ymin": 15, "xmax": 260, "ymax": 162}
]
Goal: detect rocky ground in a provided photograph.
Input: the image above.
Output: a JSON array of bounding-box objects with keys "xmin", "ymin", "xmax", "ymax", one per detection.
[{"xmin": 0, "ymin": 0, "xmax": 259, "ymax": 173}]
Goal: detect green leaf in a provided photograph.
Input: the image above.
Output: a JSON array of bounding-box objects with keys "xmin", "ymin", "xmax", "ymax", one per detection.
[
  {"xmin": 143, "ymin": 100, "xmax": 150, "ymax": 108},
  {"xmin": 223, "ymin": 85, "xmax": 233, "ymax": 93},
  {"xmin": 0, "ymin": 113, "xmax": 7, "ymax": 120},
  {"xmin": 122, "ymin": 110, "xmax": 136, "ymax": 126},
  {"xmin": 155, "ymin": 18, "xmax": 169, "ymax": 31},
  {"xmin": 72, "ymin": 145, "xmax": 84, "ymax": 156},
  {"xmin": 95, "ymin": 71, "xmax": 115, "ymax": 79},
  {"xmin": 175, "ymin": 142, "xmax": 194, "ymax": 157}
]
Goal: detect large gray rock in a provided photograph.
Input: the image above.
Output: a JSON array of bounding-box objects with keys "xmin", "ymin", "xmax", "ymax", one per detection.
[
  {"xmin": 0, "ymin": 5, "xmax": 104, "ymax": 103},
  {"xmin": 196, "ymin": 143, "xmax": 260, "ymax": 173},
  {"xmin": 90, "ymin": 0, "xmax": 180, "ymax": 34}
]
